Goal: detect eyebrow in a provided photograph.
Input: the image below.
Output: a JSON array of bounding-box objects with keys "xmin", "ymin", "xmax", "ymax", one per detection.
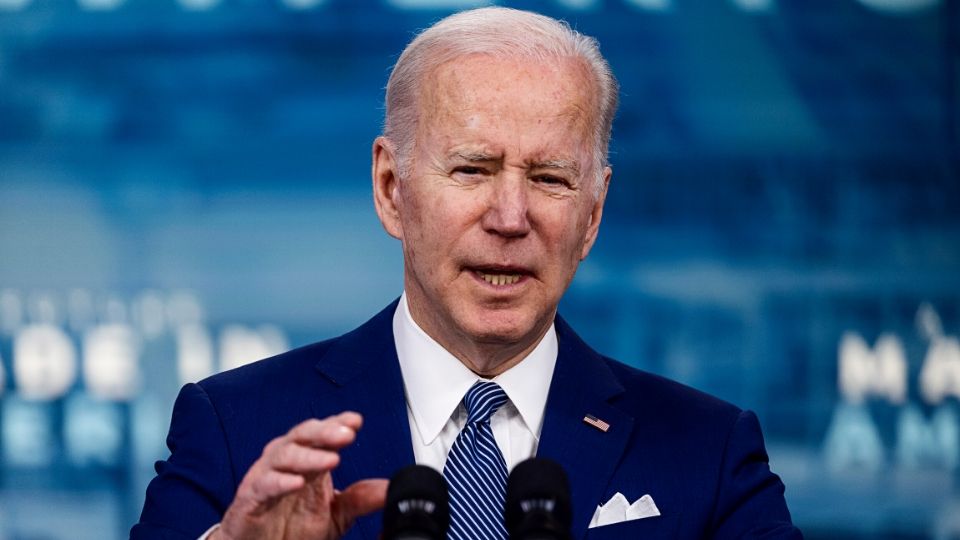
[
  {"xmin": 533, "ymin": 159, "xmax": 581, "ymax": 174},
  {"xmin": 447, "ymin": 151, "xmax": 582, "ymax": 175},
  {"xmin": 450, "ymin": 150, "xmax": 500, "ymax": 162}
]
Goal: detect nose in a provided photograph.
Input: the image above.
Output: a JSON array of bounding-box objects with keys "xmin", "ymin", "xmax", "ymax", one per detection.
[{"xmin": 481, "ymin": 175, "xmax": 531, "ymax": 238}]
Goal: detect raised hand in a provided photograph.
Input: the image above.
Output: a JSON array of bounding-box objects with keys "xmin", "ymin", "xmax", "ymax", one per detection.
[{"xmin": 211, "ymin": 412, "xmax": 387, "ymax": 540}]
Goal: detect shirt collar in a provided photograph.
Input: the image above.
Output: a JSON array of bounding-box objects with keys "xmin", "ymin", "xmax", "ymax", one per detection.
[{"xmin": 393, "ymin": 293, "xmax": 558, "ymax": 446}]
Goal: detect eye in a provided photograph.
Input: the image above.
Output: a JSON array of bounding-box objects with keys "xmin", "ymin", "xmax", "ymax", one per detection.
[
  {"xmin": 453, "ymin": 166, "xmax": 485, "ymax": 175},
  {"xmin": 533, "ymin": 175, "xmax": 569, "ymax": 187}
]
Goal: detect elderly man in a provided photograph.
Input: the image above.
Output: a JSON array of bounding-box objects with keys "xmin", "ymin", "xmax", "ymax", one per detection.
[{"xmin": 133, "ymin": 7, "xmax": 801, "ymax": 540}]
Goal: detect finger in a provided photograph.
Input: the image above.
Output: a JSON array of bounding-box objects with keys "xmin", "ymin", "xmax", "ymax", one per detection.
[
  {"xmin": 333, "ymin": 478, "xmax": 389, "ymax": 533},
  {"xmin": 300, "ymin": 411, "xmax": 363, "ymax": 432},
  {"xmin": 286, "ymin": 413, "xmax": 363, "ymax": 449},
  {"xmin": 269, "ymin": 442, "xmax": 341, "ymax": 474},
  {"xmin": 247, "ymin": 469, "xmax": 306, "ymax": 503},
  {"xmin": 334, "ymin": 411, "xmax": 363, "ymax": 430}
]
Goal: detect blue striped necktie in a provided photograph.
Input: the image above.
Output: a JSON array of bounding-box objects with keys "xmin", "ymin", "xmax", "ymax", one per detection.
[{"xmin": 444, "ymin": 381, "xmax": 510, "ymax": 540}]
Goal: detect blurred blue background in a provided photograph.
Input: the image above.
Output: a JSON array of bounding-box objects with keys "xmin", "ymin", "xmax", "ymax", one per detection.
[{"xmin": 1, "ymin": 0, "xmax": 958, "ymax": 538}]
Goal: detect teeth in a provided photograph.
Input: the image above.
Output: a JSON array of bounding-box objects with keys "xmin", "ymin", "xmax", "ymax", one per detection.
[{"xmin": 478, "ymin": 272, "xmax": 521, "ymax": 286}]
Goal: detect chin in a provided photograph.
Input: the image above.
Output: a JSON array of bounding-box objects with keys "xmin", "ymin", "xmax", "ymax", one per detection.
[{"xmin": 460, "ymin": 308, "xmax": 542, "ymax": 344}]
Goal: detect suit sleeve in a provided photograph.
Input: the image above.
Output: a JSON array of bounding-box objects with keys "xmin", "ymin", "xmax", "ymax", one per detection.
[
  {"xmin": 131, "ymin": 383, "xmax": 237, "ymax": 539},
  {"xmin": 710, "ymin": 410, "xmax": 803, "ymax": 540}
]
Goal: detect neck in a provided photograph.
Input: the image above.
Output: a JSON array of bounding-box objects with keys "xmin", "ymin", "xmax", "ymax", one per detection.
[{"xmin": 404, "ymin": 297, "xmax": 553, "ymax": 378}]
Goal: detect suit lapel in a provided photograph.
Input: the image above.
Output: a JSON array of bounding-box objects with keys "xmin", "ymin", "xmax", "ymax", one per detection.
[
  {"xmin": 537, "ymin": 316, "xmax": 635, "ymax": 540},
  {"xmin": 311, "ymin": 299, "xmax": 415, "ymax": 540},
  {"xmin": 308, "ymin": 304, "xmax": 634, "ymax": 540}
]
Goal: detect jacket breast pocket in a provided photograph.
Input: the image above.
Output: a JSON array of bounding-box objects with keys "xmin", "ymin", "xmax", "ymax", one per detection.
[{"xmin": 584, "ymin": 514, "xmax": 680, "ymax": 540}]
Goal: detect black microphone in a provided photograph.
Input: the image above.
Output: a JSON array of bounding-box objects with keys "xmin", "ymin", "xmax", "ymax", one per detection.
[
  {"xmin": 505, "ymin": 458, "xmax": 573, "ymax": 540},
  {"xmin": 382, "ymin": 464, "xmax": 449, "ymax": 540}
]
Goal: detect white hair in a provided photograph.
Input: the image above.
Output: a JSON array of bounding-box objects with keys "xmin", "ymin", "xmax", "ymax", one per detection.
[{"xmin": 382, "ymin": 7, "xmax": 619, "ymax": 196}]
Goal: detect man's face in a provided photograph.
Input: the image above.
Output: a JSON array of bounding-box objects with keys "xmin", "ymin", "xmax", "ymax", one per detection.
[{"xmin": 374, "ymin": 54, "xmax": 609, "ymax": 371}]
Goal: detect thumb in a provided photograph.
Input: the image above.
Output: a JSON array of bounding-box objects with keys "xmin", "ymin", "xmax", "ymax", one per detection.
[{"xmin": 333, "ymin": 478, "xmax": 389, "ymax": 534}]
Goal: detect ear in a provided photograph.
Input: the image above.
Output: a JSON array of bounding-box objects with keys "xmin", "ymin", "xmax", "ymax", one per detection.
[
  {"xmin": 372, "ymin": 136, "xmax": 404, "ymax": 240},
  {"xmin": 579, "ymin": 166, "xmax": 611, "ymax": 260}
]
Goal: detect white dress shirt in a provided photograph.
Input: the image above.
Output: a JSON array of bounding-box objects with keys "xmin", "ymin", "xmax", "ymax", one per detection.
[
  {"xmin": 199, "ymin": 295, "xmax": 557, "ymax": 539},
  {"xmin": 394, "ymin": 293, "xmax": 558, "ymax": 472}
]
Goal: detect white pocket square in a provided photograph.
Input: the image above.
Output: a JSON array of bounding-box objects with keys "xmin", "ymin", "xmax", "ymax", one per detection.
[{"xmin": 588, "ymin": 492, "xmax": 661, "ymax": 528}]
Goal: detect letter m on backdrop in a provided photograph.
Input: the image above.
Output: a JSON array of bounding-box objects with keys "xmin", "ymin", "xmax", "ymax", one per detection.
[{"xmin": 839, "ymin": 332, "xmax": 907, "ymax": 405}]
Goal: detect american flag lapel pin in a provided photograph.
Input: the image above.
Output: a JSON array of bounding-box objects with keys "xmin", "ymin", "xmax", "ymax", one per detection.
[{"xmin": 583, "ymin": 414, "xmax": 610, "ymax": 433}]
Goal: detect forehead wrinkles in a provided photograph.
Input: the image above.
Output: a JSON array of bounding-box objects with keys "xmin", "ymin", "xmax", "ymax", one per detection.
[{"xmin": 415, "ymin": 55, "xmax": 598, "ymax": 149}]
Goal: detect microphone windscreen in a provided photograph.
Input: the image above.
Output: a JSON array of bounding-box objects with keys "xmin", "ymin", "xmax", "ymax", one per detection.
[
  {"xmin": 382, "ymin": 464, "xmax": 449, "ymax": 540},
  {"xmin": 505, "ymin": 458, "xmax": 573, "ymax": 540}
]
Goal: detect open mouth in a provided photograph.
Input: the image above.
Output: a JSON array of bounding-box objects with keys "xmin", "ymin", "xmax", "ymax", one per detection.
[
  {"xmin": 476, "ymin": 271, "xmax": 522, "ymax": 286},
  {"xmin": 471, "ymin": 266, "xmax": 531, "ymax": 287}
]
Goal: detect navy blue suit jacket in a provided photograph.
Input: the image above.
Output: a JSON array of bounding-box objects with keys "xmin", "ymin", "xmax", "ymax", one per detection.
[{"xmin": 133, "ymin": 300, "xmax": 801, "ymax": 539}]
